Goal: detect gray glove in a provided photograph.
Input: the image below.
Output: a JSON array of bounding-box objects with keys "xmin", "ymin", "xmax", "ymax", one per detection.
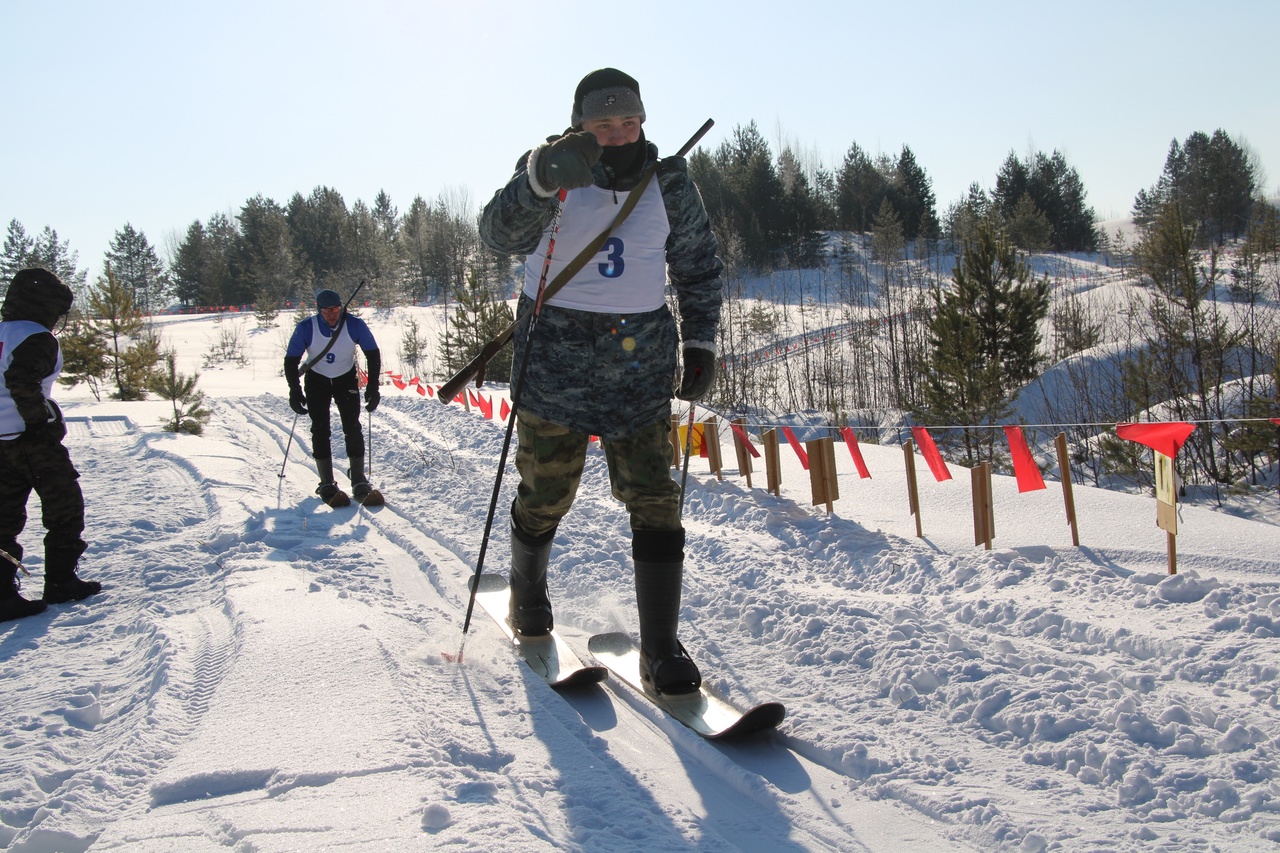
[
  {"xmin": 676, "ymin": 348, "xmax": 716, "ymax": 402},
  {"xmin": 533, "ymin": 131, "xmax": 602, "ymax": 192}
]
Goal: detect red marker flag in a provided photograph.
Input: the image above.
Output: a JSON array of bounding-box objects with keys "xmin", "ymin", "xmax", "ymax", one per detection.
[
  {"xmin": 728, "ymin": 422, "xmax": 761, "ymax": 458},
  {"xmin": 839, "ymin": 427, "xmax": 871, "ymax": 479},
  {"xmin": 1003, "ymin": 425, "xmax": 1046, "ymax": 492},
  {"xmin": 415, "ymin": 383, "xmax": 427, "ymax": 396},
  {"xmin": 1115, "ymin": 422, "xmax": 1196, "ymax": 458},
  {"xmin": 500, "ymin": 399, "xmax": 511, "ymax": 422},
  {"xmin": 781, "ymin": 426, "xmax": 809, "ymax": 470},
  {"xmin": 911, "ymin": 427, "xmax": 952, "ymax": 482}
]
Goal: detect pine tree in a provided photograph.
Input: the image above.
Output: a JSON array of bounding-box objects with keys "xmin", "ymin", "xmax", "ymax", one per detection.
[
  {"xmin": 1, "ymin": 219, "xmax": 35, "ymax": 296},
  {"xmin": 150, "ymin": 349, "xmax": 211, "ymax": 434},
  {"xmin": 28, "ymin": 227, "xmax": 87, "ymax": 300},
  {"xmin": 57, "ymin": 319, "xmax": 111, "ymax": 401},
  {"xmin": 917, "ymin": 222, "xmax": 1050, "ymax": 463},
  {"xmin": 106, "ymin": 223, "xmax": 170, "ymax": 315},
  {"xmin": 438, "ymin": 267, "xmax": 514, "ymax": 381},
  {"xmin": 89, "ymin": 265, "xmax": 148, "ymax": 399}
]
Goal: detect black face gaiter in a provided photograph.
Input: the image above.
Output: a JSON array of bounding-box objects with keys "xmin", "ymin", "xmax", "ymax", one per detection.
[{"xmin": 599, "ymin": 131, "xmax": 646, "ymax": 179}]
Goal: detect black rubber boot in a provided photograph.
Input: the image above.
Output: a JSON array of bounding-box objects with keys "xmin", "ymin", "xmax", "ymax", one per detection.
[
  {"xmin": 42, "ymin": 548, "xmax": 101, "ymax": 605},
  {"xmin": 1, "ymin": 562, "xmax": 47, "ymax": 622},
  {"xmin": 315, "ymin": 457, "xmax": 347, "ymax": 505},
  {"xmin": 634, "ymin": 528, "xmax": 701, "ymax": 695},
  {"xmin": 508, "ymin": 524, "xmax": 555, "ymax": 637}
]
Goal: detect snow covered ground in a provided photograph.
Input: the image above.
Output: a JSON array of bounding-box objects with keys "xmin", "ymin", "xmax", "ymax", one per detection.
[{"xmin": 3, "ymin": 307, "xmax": 1280, "ymax": 852}]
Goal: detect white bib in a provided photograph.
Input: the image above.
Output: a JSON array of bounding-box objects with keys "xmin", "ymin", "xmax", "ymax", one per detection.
[
  {"xmin": 305, "ymin": 317, "xmax": 357, "ymax": 378},
  {"xmin": 523, "ymin": 182, "xmax": 671, "ymax": 314},
  {"xmin": 0, "ymin": 321, "xmax": 62, "ymax": 438}
]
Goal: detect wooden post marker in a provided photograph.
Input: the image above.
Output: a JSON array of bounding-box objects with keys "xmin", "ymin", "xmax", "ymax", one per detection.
[
  {"xmin": 763, "ymin": 428, "xmax": 782, "ymax": 496},
  {"xmin": 806, "ymin": 436, "xmax": 838, "ymax": 514},
  {"xmin": 1155, "ymin": 450, "xmax": 1178, "ymax": 574},
  {"xmin": 1054, "ymin": 432, "xmax": 1080, "ymax": 546},
  {"xmin": 732, "ymin": 418, "xmax": 753, "ymax": 489},
  {"xmin": 903, "ymin": 439, "xmax": 922, "ymax": 537},
  {"xmin": 971, "ymin": 461, "xmax": 994, "ymax": 549},
  {"xmin": 704, "ymin": 415, "xmax": 723, "ymax": 480}
]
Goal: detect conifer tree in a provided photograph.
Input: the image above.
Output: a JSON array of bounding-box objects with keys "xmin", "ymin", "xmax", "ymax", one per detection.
[
  {"xmin": 150, "ymin": 349, "xmax": 211, "ymax": 434},
  {"xmin": 918, "ymin": 222, "xmax": 1050, "ymax": 462},
  {"xmin": 89, "ymin": 265, "xmax": 148, "ymax": 399},
  {"xmin": 106, "ymin": 223, "xmax": 170, "ymax": 315},
  {"xmin": 438, "ymin": 267, "xmax": 514, "ymax": 382}
]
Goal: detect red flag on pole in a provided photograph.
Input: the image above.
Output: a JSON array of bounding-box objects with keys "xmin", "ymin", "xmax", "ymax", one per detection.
[
  {"xmin": 839, "ymin": 427, "xmax": 871, "ymax": 478},
  {"xmin": 911, "ymin": 427, "xmax": 952, "ymax": 481},
  {"xmin": 1270, "ymin": 418, "xmax": 1280, "ymax": 426},
  {"xmin": 728, "ymin": 422, "xmax": 761, "ymax": 458},
  {"xmin": 1115, "ymin": 422, "xmax": 1196, "ymax": 457},
  {"xmin": 781, "ymin": 426, "xmax": 809, "ymax": 470},
  {"xmin": 477, "ymin": 394, "xmax": 493, "ymax": 419},
  {"xmin": 1003, "ymin": 425, "xmax": 1046, "ymax": 492}
]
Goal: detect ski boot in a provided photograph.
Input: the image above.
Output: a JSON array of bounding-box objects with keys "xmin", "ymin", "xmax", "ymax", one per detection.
[
  {"xmin": 508, "ymin": 523, "xmax": 555, "ymax": 637},
  {"xmin": 316, "ymin": 457, "xmax": 350, "ymax": 507},
  {"xmin": 634, "ymin": 528, "xmax": 701, "ymax": 696}
]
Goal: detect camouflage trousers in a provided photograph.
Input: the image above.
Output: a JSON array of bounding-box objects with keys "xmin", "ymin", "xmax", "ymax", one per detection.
[
  {"xmin": 512, "ymin": 410, "xmax": 681, "ymax": 538},
  {"xmin": 304, "ymin": 367, "xmax": 364, "ymax": 461},
  {"xmin": 0, "ymin": 433, "xmax": 87, "ymax": 562}
]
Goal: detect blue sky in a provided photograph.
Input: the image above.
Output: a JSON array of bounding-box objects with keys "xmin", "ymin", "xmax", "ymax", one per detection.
[{"xmin": 3, "ymin": 0, "xmax": 1277, "ymax": 278}]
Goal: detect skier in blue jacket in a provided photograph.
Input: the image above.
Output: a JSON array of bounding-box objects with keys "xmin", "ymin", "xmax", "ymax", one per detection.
[
  {"xmin": 283, "ymin": 289, "xmax": 381, "ymax": 506},
  {"xmin": 479, "ymin": 68, "xmax": 723, "ymax": 694}
]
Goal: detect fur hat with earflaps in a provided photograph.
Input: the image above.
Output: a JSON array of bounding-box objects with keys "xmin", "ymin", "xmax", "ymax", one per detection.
[{"xmin": 571, "ymin": 68, "xmax": 645, "ymax": 128}]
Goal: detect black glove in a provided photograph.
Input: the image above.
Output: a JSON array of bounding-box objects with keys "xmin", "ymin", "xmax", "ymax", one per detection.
[
  {"xmin": 288, "ymin": 386, "xmax": 308, "ymax": 415},
  {"xmin": 23, "ymin": 399, "xmax": 66, "ymax": 442},
  {"xmin": 533, "ymin": 131, "xmax": 602, "ymax": 193},
  {"xmin": 364, "ymin": 383, "xmax": 380, "ymax": 412},
  {"xmin": 677, "ymin": 348, "xmax": 716, "ymax": 402}
]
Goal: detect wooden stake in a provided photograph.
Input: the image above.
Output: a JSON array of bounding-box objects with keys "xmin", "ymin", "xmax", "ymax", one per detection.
[
  {"xmin": 903, "ymin": 440, "xmax": 922, "ymax": 537},
  {"xmin": 1054, "ymin": 432, "xmax": 1080, "ymax": 546},
  {"xmin": 704, "ymin": 415, "xmax": 723, "ymax": 480},
  {"xmin": 806, "ymin": 437, "xmax": 838, "ymax": 514},
  {"xmin": 763, "ymin": 429, "xmax": 782, "ymax": 496},
  {"xmin": 732, "ymin": 417, "xmax": 753, "ymax": 489}
]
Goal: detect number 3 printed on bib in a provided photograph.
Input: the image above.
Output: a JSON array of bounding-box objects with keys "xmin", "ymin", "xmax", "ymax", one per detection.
[{"xmin": 599, "ymin": 237, "xmax": 625, "ymax": 278}]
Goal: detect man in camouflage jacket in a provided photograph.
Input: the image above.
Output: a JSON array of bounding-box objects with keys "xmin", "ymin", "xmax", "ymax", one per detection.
[{"xmin": 479, "ymin": 68, "xmax": 722, "ymax": 695}]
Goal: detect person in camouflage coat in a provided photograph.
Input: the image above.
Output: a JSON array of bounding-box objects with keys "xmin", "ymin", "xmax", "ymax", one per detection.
[
  {"xmin": 0, "ymin": 268, "xmax": 102, "ymax": 622},
  {"xmin": 478, "ymin": 68, "xmax": 723, "ymax": 695}
]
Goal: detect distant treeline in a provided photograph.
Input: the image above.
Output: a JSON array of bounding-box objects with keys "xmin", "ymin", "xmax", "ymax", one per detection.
[{"xmin": 0, "ymin": 126, "xmax": 1264, "ymax": 317}]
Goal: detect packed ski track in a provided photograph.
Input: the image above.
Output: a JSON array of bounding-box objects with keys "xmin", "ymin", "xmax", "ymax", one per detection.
[{"xmin": 5, "ymin": 361, "xmax": 1280, "ymax": 850}]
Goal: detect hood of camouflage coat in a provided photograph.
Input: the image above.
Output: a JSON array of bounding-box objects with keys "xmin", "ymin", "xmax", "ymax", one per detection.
[{"xmin": 2, "ymin": 268, "xmax": 75, "ymax": 328}]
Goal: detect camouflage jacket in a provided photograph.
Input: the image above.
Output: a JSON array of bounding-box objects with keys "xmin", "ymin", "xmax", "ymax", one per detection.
[{"xmin": 479, "ymin": 139, "xmax": 723, "ymax": 440}]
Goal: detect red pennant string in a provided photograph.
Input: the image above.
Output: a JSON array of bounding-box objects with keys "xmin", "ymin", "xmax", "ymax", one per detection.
[
  {"xmin": 781, "ymin": 427, "xmax": 809, "ymax": 470},
  {"xmin": 839, "ymin": 427, "xmax": 871, "ymax": 478},
  {"xmin": 1115, "ymin": 422, "xmax": 1196, "ymax": 458},
  {"xmin": 500, "ymin": 399, "xmax": 511, "ymax": 422},
  {"xmin": 728, "ymin": 422, "xmax": 761, "ymax": 458},
  {"xmin": 415, "ymin": 384, "xmax": 426, "ymax": 396},
  {"xmin": 391, "ymin": 377, "xmax": 407, "ymax": 390},
  {"xmin": 1003, "ymin": 425, "xmax": 1046, "ymax": 492},
  {"xmin": 478, "ymin": 394, "xmax": 493, "ymax": 419},
  {"xmin": 911, "ymin": 427, "xmax": 952, "ymax": 482}
]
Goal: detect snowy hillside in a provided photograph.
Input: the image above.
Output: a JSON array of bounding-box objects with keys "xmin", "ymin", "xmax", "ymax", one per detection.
[{"xmin": 2, "ymin": 306, "xmax": 1280, "ymax": 852}]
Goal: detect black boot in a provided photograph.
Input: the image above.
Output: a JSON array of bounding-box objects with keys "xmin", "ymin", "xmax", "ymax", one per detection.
[
  {"xmin": 509, "ymin": 524, "xmax": 555, "ymax": 637},
  {"xmin": 1, "ymin": 562, "xmax": 47, "ymax": 622},
  {"xmin": 634, "ymin": 528, "xmax": 701, "ymax": 695},
  {"xmin": 315, "ymin": 457, "xmax": 348, "ymax": 506},
  {"xmin": 348, "ymin": 455, "xmax": 375, "ymax": 502},
  {"xmin": 42, "ymin": 548, "xmax": 101, "ymax": 605}
]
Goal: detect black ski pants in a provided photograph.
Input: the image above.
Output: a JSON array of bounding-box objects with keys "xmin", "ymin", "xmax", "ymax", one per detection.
[
  {"xmin": 0, "ymin": 432, "xmax": 87, "ymax": 564},
  {"xmin": 304, "ymin": 366, "xmax": 364, "ymax": 462}
]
